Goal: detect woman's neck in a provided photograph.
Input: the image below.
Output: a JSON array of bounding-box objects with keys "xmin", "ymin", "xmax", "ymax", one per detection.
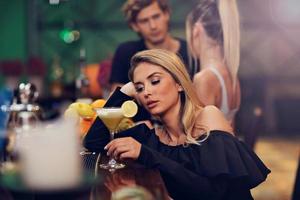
[{"xmin": 160, "ymin": 98, "xmax": 183, "ymax": 139}]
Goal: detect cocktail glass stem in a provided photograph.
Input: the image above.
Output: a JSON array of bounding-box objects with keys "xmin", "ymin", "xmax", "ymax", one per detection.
[
  {"xmin": 100, "ymin": 129, "xmax": 125, "ymax": 172},
  {"xmin": 107, "ymin": 130, "xmax": 118, "ymax": 170}
]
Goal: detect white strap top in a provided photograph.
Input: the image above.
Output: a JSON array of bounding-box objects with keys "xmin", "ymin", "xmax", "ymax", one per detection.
[{"xmin": 208, "ymin": 67, "xmax": 239, "ymax": 122}]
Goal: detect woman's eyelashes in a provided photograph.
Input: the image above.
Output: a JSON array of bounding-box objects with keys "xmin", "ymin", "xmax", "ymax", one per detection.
[
  {"xmin": 151, "ymin": 78, "xmax": 160, "ymax": 85},
  {"xmin": 134, "ymin": 78, "xmax": 161, "ymax": 93},
  {"xmin": 135, "ymin": 85, "xmax": 144, "ymax": 93}
]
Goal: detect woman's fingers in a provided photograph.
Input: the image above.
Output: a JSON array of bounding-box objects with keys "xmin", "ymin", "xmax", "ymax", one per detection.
[
  {"xmin": 119, "ymin": 151, "xmax": 135, "ymax": 160},
  {"xmin": 105, "ymin": 137, "xmax": 141, "ymax": 160},
  {"xmin": 113, "ymin": 145, "xmax": 128, "ymax": 158},
  {"xmin": 105, "ymin": 138, "xmax": 127, "ymax": 156}
]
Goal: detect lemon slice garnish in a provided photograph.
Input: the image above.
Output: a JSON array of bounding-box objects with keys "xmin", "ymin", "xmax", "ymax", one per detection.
[{"xmin": 121, "ymin": 100, "xmax": 138, "ymax": 118}]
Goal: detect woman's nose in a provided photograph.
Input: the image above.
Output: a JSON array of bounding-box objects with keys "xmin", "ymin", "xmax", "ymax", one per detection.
[{"xmin": 143, "ymin": 85, "xmax": 153, "ymax": 97}]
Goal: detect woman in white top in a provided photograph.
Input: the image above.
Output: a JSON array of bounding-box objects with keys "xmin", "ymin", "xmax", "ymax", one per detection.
[{"xmin": 186, "ymin": 0, "xmax": 241, "ymax": 124}]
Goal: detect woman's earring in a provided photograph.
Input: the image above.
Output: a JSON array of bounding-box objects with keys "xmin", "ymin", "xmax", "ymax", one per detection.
[{"xmin": 178, "ymin": 86, "xmax": 183, "ymax": 92}]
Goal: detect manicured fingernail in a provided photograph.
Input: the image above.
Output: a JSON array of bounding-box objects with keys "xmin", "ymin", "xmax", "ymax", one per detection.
[
  {"xmin": 104, "ymin": 145, "xmax": 107, "ymax": 150},
  {"xmin": 106, "ymin": 152, "xmax": 109, "ymax": 156}
]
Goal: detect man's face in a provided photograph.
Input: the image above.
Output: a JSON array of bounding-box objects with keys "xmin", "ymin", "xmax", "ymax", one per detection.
[{"xmin": 131, "ymin": 2, "xmax": 170, "ymax": 45}]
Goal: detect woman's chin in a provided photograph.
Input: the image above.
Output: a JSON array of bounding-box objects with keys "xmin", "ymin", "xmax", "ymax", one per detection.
[{"xmin": 147, "ymin": 108, "xmax": 161, "ymax": 116}]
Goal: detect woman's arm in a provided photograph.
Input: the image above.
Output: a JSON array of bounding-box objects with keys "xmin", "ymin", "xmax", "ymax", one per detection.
[
  {"xmin": 83, "ymin": 85, "xmax": 151, "ymax": 151},
  {"xmin": 197, "ymin": 105, "xmax": 233, "ymax": 134},
  {"xmin": 138, "ymin": 145, "xmax": 228, "ymax": 200},
  {"xmin": 105, "ymin": 134, "xmax": 229, "ymax": 200},
  {"xmin": 83, "ymin": 117, "xmax": 110, "ymax": 153},
  {"xmin": 83, "ymin": 87, "xmax": 133, "ymax": 152}
]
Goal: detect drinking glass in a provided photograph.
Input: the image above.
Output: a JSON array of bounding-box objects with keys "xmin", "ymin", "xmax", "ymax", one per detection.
[{"xmin": 96, "ymin": 107, "xmax": 125, "ymax": 172}]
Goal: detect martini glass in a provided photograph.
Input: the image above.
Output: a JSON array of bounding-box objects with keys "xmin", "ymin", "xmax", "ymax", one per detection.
[{"xmin": 96, "ymin": 107, "xmax": 125, "ymax": 172}]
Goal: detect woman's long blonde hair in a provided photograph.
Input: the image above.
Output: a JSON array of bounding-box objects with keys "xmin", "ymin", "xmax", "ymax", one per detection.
[
  {"xmin": 129, "ymin": 49, "xmax": 204, "ymax": 144},
  {"xmin": 186, "ymin": 0, "xmax": 240, "ymax": 87}
]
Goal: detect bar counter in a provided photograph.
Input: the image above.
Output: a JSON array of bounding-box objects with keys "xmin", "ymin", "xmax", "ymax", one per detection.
[{"xmin": 0, "ymin": 152, "xmax": 170, "ymax": 200}]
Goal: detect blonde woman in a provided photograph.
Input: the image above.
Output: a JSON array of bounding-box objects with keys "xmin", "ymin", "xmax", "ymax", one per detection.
[
  {"xmin": 84, "ymin": 49, "xmax": 270, "ymax": 200},
  {"xmin": 186, "ymin": 0, "xmax": 241, "ymax": 125}
]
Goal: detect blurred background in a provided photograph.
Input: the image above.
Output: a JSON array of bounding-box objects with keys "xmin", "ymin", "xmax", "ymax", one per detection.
[{"xmin": 0, "ymin": 0, "xmax": 299, "ymax": 199}]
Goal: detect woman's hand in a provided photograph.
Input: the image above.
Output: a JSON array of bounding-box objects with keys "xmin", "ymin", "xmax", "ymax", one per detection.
[
  {"xmin": 120, "ymin": 82, "xmax": 136, "ymax": 97},
  {"xmin": 105, "ymin": 137, "xmax": 141, "ymax": 160}
]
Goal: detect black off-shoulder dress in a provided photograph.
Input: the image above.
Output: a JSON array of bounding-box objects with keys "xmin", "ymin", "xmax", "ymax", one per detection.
[{"xmin": 83, "ymin": 88, "xmax": 270, "ymax": 200}]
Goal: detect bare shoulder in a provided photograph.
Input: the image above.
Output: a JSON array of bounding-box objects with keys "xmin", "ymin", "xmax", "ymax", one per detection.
[
  {"xmin": 193, "ymin": 69, "xmax": 220, "ymax": 105},
  {"xmin": 198, "ymin": 105, "xmax": 234, "ymax": 134},
  {"xmin": 193, "ymin": 69, "xmax": 217, "ymax": 84}
]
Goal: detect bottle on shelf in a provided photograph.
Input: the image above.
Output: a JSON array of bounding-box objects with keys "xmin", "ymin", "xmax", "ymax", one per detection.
[
  {"xmin": 75, "ymin": 48, "xmax": 91, "ymax": 104},
  {"xmin": 50, "ymin": 55, "xmax": 64, "ymax": 98}
]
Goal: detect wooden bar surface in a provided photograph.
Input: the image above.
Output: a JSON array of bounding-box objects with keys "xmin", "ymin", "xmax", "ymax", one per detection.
[{"xmin": 0, "ymin": 152, "xmax": 170, "ymax": 200}]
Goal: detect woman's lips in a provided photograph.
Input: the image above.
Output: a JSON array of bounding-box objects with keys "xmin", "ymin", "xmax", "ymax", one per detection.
[{"xmin": 146, "ymin": 101, "xmax": 158, "ymax": 109}]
